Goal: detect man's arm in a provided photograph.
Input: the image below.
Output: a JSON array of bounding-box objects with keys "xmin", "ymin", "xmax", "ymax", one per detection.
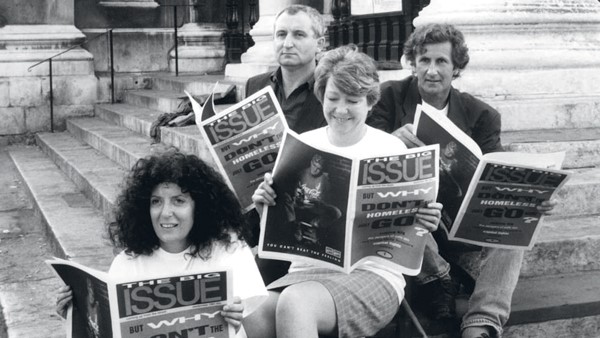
[{"xmin": 472, "ymin": 106, "xmax": 503, "ymax": 154}]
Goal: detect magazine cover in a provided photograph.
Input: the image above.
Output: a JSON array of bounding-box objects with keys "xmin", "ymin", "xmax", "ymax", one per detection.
[
  {"xmin": 189, "ymin": 86, "xmax": 289, "ymax": 212},
  {"xmin": 47, "ymin": 258, "xmax": 234, "ymax": 338},
  {"xmin": 350, "ymin": 147, "xmax": 439, "ymax": 274},
  {"xmin": 449, "ymin": 152, "xmax": 571, "ymax": 249},
  {"xmin": 414, "ymin": 104, "xmax": 482, "ymax": 230},
  {"xmin": 414, "ymin": 106, "xmax": 571, "ymax": 249},
  {"xmin": 259, "ymin": 131, "xmax": 352, "ymax": 269},
  {"xmin": 258, "ymin": 131, "xmax": 439, "ymax": 275}
]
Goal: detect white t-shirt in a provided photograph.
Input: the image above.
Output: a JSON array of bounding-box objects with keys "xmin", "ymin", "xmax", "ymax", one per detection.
[
  {"xmin": 290, "ymin": 126, "xmax": 409, "ymax": 302},
  {"xmin": 109, "ymin": 235, "xmax": 268, "ymax": 319},
  {"xmin": 421, "ymin": 100, "xmax": 449, "ymax": 117}
]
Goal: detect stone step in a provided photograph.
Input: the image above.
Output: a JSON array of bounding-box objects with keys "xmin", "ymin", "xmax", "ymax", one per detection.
[
  {"xmin": 505, "ymin": 270, "xmax": 600, "ymax": 337},
  {"xmin": 66, "ymin": 117, "xmax": 168, "ymax": 169},
  {"xmin": 0, "ymin": 147, "xmax": 64, "ymax": 338},
  {"xmin": 35, "ymin": 132, "xmax": 126, "ymax": 219},
  {"xmin": 552, "ymin": 167, "xmax": 600, "ymax": 217},
  {"xmin": 8, "ymin": 148, "xmax": 114, "ymax": 270},
  {"xmin": 95, "ymin": 102, "xmax": 233, "ymax": 141},
  {"xmin": 502, "ymin": 127, "xmax": 600, "ymax": 169},
  {"xmin": 95, "ymin": 103, "xmax": 160, "ymax": 137},
  {"xmin": 123, "ymin": 89, "xmax": 187, "ymax": 113},
  {"xmin": 490, "ymin": 94, "xmax": 600, "ymax": 132},
  {"xmin": 150, "ymin": 74, "xmax": 245, "ymax": 102},
  {"xmin": 407, "ymin": 270, "xmax": 600, "ymax": 338},
  {"xmin": 523, "ymin": 214, "xmax": 600, "ymax": 277}
]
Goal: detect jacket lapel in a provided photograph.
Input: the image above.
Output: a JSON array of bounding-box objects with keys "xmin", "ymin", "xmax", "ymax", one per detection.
[
  {"xmin": 402, "ymin": 77, "xmax": 422, "ymax": 125},
  {"xmin": 447, "ymin": 87, "xmax": 469, "ymax": 133}
]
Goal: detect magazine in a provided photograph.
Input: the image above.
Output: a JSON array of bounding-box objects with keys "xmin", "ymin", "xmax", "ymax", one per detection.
[
  {"xmin": 258, "ymin": 131, "xmax": 440, "ymax": 275},
  {"xmin": 188, "ymin": 86, "xmax": 289, "ymax": 212},
  {"xmin": 414, "ymin": 106, "xmax": 571, "ymax": 249},
  {"xmin": 47, "ymin": 258, "xmax": 234, "ymax": 338}
]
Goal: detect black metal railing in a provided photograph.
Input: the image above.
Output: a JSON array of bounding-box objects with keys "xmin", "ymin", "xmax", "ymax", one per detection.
[
  {"xmin": 160, "ymin": 3, "xmax": 201, "ymax": 76},
  {"xmin": 328, "ymin": 0, "xmax": 430, "ymax": 69},
  {"xmin": 28, "ymin": 30, "xmax": 116, "ymax": 132}
]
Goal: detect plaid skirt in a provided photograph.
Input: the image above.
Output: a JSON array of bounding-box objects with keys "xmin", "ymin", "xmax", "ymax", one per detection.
[{"xmin": 268, "ymin": 268, "xmax": 399, "ymax": 338}]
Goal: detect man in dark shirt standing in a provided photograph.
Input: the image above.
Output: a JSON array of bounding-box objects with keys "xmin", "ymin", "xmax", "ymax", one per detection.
[
  {"xmin": 245, "ymin": 5, "xmax": 327, "ymax": 134},
  {"xmin": 245, "ymin": 4, "xmax": 328, "ymax": 284}
]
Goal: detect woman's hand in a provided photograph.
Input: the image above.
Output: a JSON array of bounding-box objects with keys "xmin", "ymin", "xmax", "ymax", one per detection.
[
  {"xmin": 56, "ymin": 285, "xmax": 73, "ymax": 319},
  {"xmin": 415, "ymin": 202, "xmax": 443, "ymax": 232},
  {"xmin": 221, "ymin": 297, "xmax": 244, "ymax": 333},
  {"xmin": 252, "ymin": 173, "xmax": 277, "ymax": 216},
  {"xmin": 537, "ymin": 199, "xmax": 558, "ymax": 216}
]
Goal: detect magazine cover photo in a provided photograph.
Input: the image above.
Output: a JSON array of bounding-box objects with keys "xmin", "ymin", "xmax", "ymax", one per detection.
[{"xmin": 260, "ymin": 132, "xmax": 352, "ymax": 268}]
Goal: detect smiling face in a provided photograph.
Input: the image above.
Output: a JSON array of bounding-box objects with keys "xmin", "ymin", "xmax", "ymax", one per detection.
[
  {"xmin": 150, "ymin": 182, "xmax": 195, "ymax": 253},
  {"xmin": 323, "ymin": 78, "xmax": 373, "ymax": 145},
  {"xmin": 414, "ymin": 41, "xmax": 456, "ymax": 107},
  {"xmin": 273, "ymin": 11, "xmax": 323, "ymax": 70}
]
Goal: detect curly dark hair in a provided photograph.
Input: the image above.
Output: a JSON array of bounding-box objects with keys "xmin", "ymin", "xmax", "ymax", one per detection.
[
  {"xmin": 403, "ymin": 23, "xmax": 470, "ymax": 78},
  {"xmin": 109, "ymin": 150, "xmax": 250, "ymax": 259}
]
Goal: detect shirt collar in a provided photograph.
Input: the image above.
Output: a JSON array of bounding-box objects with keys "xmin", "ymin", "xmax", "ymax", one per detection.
[{"xmin": 271, "ymin": 67, "xmax": 315, "ymax": 91}]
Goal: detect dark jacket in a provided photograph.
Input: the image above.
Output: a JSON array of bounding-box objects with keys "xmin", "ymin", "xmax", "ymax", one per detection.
[
  {"xmin": 367, "ymin": 76, "xmax": 503, "ymax": 154},
  {"xmin": 246, "ymin": 69, "xmax": 327, "ymax": 134}
]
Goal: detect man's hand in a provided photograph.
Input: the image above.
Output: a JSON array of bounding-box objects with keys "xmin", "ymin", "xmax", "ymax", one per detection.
[
  {"xmin": 537, "ymin": 199, "xmax": 558, "ymax": 216},
  {"xmin": 56, "ymin": 285, "xmax": 73, "ymax": 319},
  {"xmin": 391, "ymin": 124, "xmax": 425, "ymax": 148}
]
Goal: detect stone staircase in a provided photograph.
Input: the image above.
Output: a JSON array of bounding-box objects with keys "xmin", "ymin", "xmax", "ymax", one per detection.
[{"xmin": 2, "ymin": 72, "xmax": 600, "ymax": 337}]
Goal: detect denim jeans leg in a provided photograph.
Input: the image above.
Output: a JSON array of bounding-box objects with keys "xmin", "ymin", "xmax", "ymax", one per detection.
[
  {"xmin": 415, "ymin": 233, "xmax": 451, "ymax": 285},
  {"xmin": 460, "ymin": 247, "xmax": 524, "ymax": 336}
]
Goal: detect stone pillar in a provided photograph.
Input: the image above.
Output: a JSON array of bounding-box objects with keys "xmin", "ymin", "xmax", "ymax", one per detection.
[
  {"xmin": 170, "ymin": 23, "xmax": 227, "ymax": 74},
  {"xmin": 414, "ymin": 0, "xmax": 600, "ymax": 131},
  {"xmin": 224, "ymin": 0, "xmax": 326, "ymax": 78},
  {"xmin": 0, "ymin": 0, "xmax": 97, "ymax": 137}
]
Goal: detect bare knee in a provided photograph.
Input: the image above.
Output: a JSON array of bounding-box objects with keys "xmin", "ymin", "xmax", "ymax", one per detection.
[
  {"xmin": 276, "ymin": 285, "xmax": 308, "ymax": 320},
  {"xmin": 276, "ymin": 282, "xmax": 336, "ymax": 336}
]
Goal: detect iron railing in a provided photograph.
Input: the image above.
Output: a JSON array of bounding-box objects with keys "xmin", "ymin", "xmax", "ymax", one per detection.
[
  {"xmin": 328, "ymin": 0, "xmax": 430, "ymax": 69},
  {"xmin": 159, "ymin": 3, "xmax": 200, "ymax": 76},
  {"xmin": 28, "ymin": 30, "xmax": 116, "ymax": 132}
]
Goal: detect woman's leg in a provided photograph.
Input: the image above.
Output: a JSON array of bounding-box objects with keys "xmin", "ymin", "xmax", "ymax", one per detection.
[
  {"xmin": 243, "ymin": 290, "xmax": 280, "ymax": 338},
  {"xmin": 276, "ymin": 281, "xmax": 337, "ymax": 338}
]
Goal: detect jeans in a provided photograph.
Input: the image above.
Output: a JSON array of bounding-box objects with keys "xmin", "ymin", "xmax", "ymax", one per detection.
[
  {"xmin": 415, "ymin": 234, "xmax": 451, "ymax": 284},
  {"xmin": 417, "ymin": 235, "xmax": 524, "ymax": 337}
]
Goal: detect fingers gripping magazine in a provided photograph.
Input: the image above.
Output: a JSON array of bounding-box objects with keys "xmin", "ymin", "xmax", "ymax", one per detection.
[
  {"xmin": 258, "ymin": 131, "xmax": 439, "ymax": 275},
  {"xmin": 47, "ymin": 258, "xmax": 234, "ymax": 338},
  {"xmin": 414, "ymin": 106, "xmax": 571, "ymax": 249},
  {"xmin": 188, "ymin": 86, "xmax": 289, "ymax": 213}
]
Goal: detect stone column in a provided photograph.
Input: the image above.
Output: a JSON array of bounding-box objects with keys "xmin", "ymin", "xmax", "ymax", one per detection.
[
  {"xmin": 170, "ymin": 23, "xmax": 227, "ymax": 74},
  {"xmin": 225, "ymin": 0, "xmax": 326, "ymax": 78},
  {"xmin": 0, "ymin": 0, "xmax": 97, "ymax": 136},
  {"xmin": 414, "ymin": 0, "xmax": 600, "ymax": 131}
]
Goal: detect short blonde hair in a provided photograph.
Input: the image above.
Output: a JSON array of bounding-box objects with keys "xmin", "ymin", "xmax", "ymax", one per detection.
[{"xmin": 314, "ymin": 45, "xmax": 380, "ymax": 106}]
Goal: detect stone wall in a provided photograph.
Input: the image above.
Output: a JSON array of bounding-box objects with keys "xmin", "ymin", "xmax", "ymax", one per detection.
[{"xmin": 0, "ymin": 0, "xmax": 74, "ymax": 25}]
